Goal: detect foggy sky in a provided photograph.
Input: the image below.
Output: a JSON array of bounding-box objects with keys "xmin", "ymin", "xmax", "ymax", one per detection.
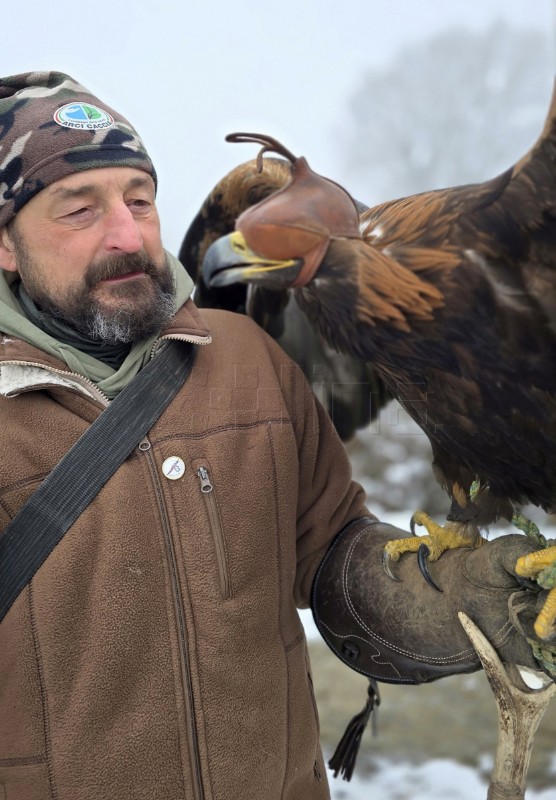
[{"xmin": 3, "ymin": 0, "xmax": 554, "ymax": 252}]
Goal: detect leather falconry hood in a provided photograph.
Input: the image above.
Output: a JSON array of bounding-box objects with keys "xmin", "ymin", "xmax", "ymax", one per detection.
[{"xmin": 226, "ymin": 132, "xmax": 362, "ymax": 286}]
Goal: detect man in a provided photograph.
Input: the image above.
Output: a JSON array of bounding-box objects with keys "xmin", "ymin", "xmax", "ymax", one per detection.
[{"xmin": 0, "ymin": 72, "xmax": 550, "ymax": 800}]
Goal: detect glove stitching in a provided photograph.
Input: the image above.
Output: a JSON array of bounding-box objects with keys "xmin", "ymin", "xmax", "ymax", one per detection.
[
  {"xmin": 314, "ymin": 619, "xmax": 407, "ymax": 680},
  {"xmin": 341, "ymin": 528, "xmax": 477, "ymax": 664},
  {"xmin": 311, "ymin": 619, "xmax": 413, "ymax": 682}
]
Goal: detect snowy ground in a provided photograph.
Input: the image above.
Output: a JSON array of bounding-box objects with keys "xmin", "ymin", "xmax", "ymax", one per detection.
[{"xmin": 325, "ymin": 760, "xmax": 556, "ymax": 800}]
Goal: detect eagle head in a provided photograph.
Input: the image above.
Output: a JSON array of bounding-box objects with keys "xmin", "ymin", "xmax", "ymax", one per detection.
[{"xmin": 202, "ymin": 132, "xmax": 361, "ymax": 291}]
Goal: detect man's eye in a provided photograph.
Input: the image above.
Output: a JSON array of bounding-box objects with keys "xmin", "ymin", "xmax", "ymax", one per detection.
[
  {"xmin": 129, "ymin": 199, "xmax": 151, "ymax": 210},
  {"xmin": 67, "ymin": 207, "xmax": 90, "ymax": 218}
]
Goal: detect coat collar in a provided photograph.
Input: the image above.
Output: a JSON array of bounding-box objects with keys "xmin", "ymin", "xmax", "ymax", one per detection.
[{"xmin": 0, "ymin": 298, "xmax": 212, "ymax": 398}]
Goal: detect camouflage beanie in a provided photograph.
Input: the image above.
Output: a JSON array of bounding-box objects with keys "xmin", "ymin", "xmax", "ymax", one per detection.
[{"xmin": 0, "ymin": 71, "xmax": 156, "ymax": 227}]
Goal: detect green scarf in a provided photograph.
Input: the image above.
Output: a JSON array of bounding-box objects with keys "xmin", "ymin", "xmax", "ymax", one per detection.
[{"xmin": 0, "ymin": 251, "xmax": 194, "ymax": 399}]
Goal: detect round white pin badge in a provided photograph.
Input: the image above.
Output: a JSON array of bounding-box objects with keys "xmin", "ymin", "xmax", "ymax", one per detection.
[{"xmin": 162, "ymin": 457, "xmax": 185, "ymax": 480}]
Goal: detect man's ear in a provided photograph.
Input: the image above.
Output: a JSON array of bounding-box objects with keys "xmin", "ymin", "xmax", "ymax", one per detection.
[{"xmin": 0, "ymin": 225, "xmax": 17, "ymax": 272}]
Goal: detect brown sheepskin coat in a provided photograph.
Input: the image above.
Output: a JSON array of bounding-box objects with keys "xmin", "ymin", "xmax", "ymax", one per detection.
[{"xmin": 0, "ymin": 299, "xmax": 368, "ymax": 800}]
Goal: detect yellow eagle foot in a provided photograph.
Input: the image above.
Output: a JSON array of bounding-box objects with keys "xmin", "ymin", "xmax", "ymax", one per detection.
[
  {"xmin": 382, "ymin": 512, "xmax": 482, "ymax": 591},
  {"xmin": 515, "ymin": 545, "xmax": 556, "ymax": 640}
]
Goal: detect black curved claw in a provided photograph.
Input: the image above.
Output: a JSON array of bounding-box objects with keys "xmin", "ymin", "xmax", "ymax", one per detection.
[
  {"xmin": 417, "ymin": 543, "xmax": 443, "ymax": 592},
  {"xmin": 409, "ymin": 513, "xmax": 420, "ymax": 536},
  {"xmin": 382, "ymin": 551, "xmax": 402, "ymax": 582}
]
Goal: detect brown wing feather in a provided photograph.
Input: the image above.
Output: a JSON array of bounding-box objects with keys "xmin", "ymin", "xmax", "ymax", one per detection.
[
  {"xmin": 285, "ymin": 84, "xmax": 556, "ymax": 520},
  {"xmin": 193, "ymin": 82, "xmax": 556, "ymax": 522}
]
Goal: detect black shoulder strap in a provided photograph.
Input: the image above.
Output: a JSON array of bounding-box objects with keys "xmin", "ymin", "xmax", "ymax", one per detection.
[{"xmin": 0, "ymin": 340, "xmax": 197, "ymax": 624}]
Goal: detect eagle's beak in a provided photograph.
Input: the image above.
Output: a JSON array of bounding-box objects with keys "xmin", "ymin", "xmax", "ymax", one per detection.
[{"xmin": 202, "ymin": 231, "xmax": 304, "ymax": 289}]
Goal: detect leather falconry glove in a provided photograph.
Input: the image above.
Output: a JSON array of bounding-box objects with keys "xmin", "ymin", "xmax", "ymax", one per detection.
[{"xmin": 311, "ymin": 518, "xmax": 554, "ymax": 779}]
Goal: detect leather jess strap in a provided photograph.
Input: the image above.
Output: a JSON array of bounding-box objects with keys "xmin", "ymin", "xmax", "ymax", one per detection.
[{"xmin": 0, "ymin": 340, "xmax": 197, "ymax": 624}]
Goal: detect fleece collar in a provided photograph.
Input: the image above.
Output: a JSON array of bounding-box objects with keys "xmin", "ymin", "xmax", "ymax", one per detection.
[{"xmin": 0, "ymin": 276, "xmax": 212, "ymax": 400}]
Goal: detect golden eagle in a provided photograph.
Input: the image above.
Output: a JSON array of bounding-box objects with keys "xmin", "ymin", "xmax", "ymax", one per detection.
[{"xmin": 182, "ymin": 87, "xmax": 556, "ymax": 641}]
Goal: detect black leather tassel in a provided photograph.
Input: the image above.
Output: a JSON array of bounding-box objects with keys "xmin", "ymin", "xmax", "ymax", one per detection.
[{"xmin": 328, "ymin": 679, "xmax": 380, "ymax": 781}]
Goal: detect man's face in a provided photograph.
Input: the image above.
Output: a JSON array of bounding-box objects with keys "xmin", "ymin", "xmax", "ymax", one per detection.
[{"xmin": 0, "ymin": 167, "xmax": 175, "ymax": 343}]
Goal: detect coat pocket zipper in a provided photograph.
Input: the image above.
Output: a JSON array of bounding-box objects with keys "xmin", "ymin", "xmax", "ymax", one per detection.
[{"xmin": 195, "ymin": 465, "xmax": 232, "ymax": 600}]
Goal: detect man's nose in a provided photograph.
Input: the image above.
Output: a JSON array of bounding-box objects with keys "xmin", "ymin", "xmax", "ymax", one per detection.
[{"xmin": 103, "ymin": 204, "xmax": 143, "ymax": 253}]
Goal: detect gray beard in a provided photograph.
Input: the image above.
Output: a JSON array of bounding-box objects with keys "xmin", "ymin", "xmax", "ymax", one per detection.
[
  {"xmin": 16, "ymin": 250, "xmax": 176, "ymax": 346},
  {"xmin": 75, "ymin": 285, "xmax": 176, "ymax": 344}
]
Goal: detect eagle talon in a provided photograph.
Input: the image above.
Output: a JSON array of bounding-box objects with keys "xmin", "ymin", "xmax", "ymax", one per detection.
[
  {"xmin": 382, "ymin": 550, "xmax": 402, "ymax": 582},
  {"xmin": 515, "ymin": 546, "xmax": 556, "ymax": 640},
  {"xmin": 417, "ymin": 543, "xmax": 443, "ymax": 592}
]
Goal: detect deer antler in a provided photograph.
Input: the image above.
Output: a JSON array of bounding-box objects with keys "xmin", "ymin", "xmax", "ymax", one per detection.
[{"xmin": 458, "ymin": 612, "xmax": 556, "ymax": 800}]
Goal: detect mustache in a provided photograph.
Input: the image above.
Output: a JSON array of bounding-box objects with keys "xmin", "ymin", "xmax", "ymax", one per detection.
[{"xmin": 85, "ymin": 252, "xmax": 161, "ymax": 288}]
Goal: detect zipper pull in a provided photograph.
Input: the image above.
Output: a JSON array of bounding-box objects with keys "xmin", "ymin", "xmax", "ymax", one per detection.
[{"xmin": 197, "ymin": 467, "xmax": 213, "ymax": 493}]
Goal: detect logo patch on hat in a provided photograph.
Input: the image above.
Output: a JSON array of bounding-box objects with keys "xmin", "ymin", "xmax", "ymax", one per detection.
[{"xmin": 54, "ymin": 102, "xmax": 115, "ymax": 130}]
